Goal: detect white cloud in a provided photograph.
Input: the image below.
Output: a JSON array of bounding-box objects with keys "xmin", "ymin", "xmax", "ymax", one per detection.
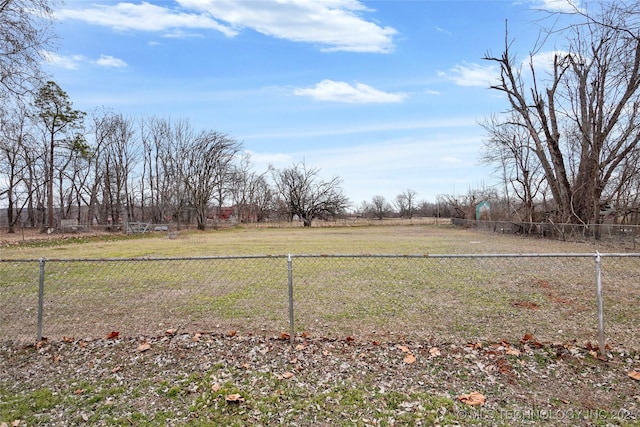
[
  {"xmin": 96, "ymin": 54, "xmax": 128, "ymax": 68},
  {"xmin": 435, "ymin": 26, "xmax": 452, "ymax": 36},
  {"xmin": 58, "ymin": 1, "xmax": 397, "ymax": 53},
  {"xmin": 41, "ymin": 51, "xmax": 86, "ymax": 69},
  {"xmin": 294, "ymin": 80, "xmax": 407, "ymax": 104},
  {"xmin": 42, "ymin": 51, "xmax": 128, "ymax": 70},
  {"xmin": 527, "ymin": 49, "xmax": 579, "ymax": 74},
  {"xmin": 533, "ymin": 0, "xmax": 580, "ymax": 12},
  {"xmin": 56, "ymin": 2, "xmax": 237, "ymax": 37},
  {"xmin": 439, "ymin": 62, "xmax": 499, "ymax": 87},
  {"xmin": 179, "ymin": 0, "xmax": 396, "ymax": 53}
]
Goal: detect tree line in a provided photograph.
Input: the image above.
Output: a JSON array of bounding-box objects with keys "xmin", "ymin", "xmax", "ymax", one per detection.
[
  {"xmin": 1, "ymin": 84, "xmax": 356, "ymax": 231},
  {"xmin": 4, "ymin": 0, "xmax": 640, "ymax": 233}
]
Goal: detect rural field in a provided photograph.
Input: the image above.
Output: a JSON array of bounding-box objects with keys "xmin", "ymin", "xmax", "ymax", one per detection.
[{"xmin": 1, "ymin": 224, "xmax": 640, "ymax": 426}]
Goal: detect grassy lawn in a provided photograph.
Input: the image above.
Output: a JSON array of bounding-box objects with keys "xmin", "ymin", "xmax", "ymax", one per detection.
[{"xmin": 1, "ymin": 224, "xmax": 639, "ymax": 426}]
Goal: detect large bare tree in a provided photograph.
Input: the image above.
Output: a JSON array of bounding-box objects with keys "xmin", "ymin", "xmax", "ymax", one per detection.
[
  {"xmin": 484, "ymin": 1, "xmax": 640, "ymax": 225},
  {"xmin": 180, "ymin": 129, "xmax": 241, "ymax": 230},
  {"xmin": 272, "ymin": 161, "xmax": 349, "ymax": 227},
  {"xmin": 0, "ymin": 0, "xmax": 57, "ymax": 98}
]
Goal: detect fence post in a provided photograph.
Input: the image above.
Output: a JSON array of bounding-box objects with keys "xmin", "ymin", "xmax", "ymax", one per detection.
[
  {"xmin": 37, "ymin": 257, "xmax": 46, "ymax": 342},
  {"xmin": 287, "ymin": 254, "xmax": 294, "ymax": 346},
  {"xmin": 595, "ymin": 252, "xmax": 606, "ymax": 357}
]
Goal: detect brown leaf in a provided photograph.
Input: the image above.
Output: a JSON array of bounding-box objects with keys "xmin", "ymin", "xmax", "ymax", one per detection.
[
  {"xmin": 165, "ymin": 328, "xmax": 177, "ymax": 336},
  {"xmin": 227, "ymin": 330, "xmax": 237, "ymax": 337},
  {"xmin": 429, "ymin": 347, "xmax": 441, "ymax": 357},
  {"xmin": 295, "ymin": 344, "xmax": 306, "ymax": 351},
  {"xmin": 111, "ymin": 366, "xmax": 122, "ymax": 373},
  {"xmin": 300, "ymin": 331, "xmax": 310, "ymax": 338},
  {"xmin": 105, "ymin": 331, "xmax": 119, "ymax": 340},
  {"xmin": 74, "ymin": 389, "xmax": 84, "ymax": 395},
  {"xmin": 629, "ymin": 371, "xmax": 640, "ymax": 381},
  {"xmin": 396, "ymin": 345, "xmax": 410, "ymax": 353},
  {"xmin": 403, "ymin": 353, "xmax": 416, "ymax": 364},
  {"xmin": 281, "ymin": 372, "xmax": 294, "ymax": 379},
  {"xmin": 372, "ymin": 340, "xmax": 381, "ymax": 346},
  {"xmin": 458, "ymin": 391, "xmax": 486, "ymax": 406},
  {"xmin": 192, "ymin": 333, "xmax": 201, "ymax": 342},
  {"xmin": 521, "ymin": 333, "xmax": 534, "ymax": 343},
  {"xmin": 280, "ymin": 332, "xmax": 290, "ymax": 340},
  {"xmin": 62, "ymin": 336, "xmax": 74, "ymax": 343},
  {"xmin": 211, "ymin": 383, "xmax": 221, "ymax": 392},
  {"xmin": 225, "ymin": 393, "xmax": 245, "ymax": 403},
  {"xmin": 506, "ymin": 347, "xmax": 521, "ymax": 356},
  {"xmin": 137, "ymin": 342, "xmax": 151, "ymax": 352},
  {"xmin": 345, "ymin": 336, "xmax": 355, "ymax": 343}
]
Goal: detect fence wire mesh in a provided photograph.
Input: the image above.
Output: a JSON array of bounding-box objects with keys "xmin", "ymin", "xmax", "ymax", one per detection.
[{"xmin": 1, "ymin": 254, "xmax": 638, "ymax": 350}]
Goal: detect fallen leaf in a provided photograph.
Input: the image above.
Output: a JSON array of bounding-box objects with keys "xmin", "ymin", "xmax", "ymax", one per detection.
[
  {"xmin": 165, "ymin": 328, "xmax": 177, "ymax": 336},
  {"xmin": 506, "ymin": 347, "xmax": 521, "ymax": 356},
  {"xmin": 228, "ymin": 330, "xmax": 237, "ymax": 337},
  {"xmin": 241, "ymin": 363, "xmax": 250, "ymax": 369},
  {"xmin": 281, "ymin": 372, "xmax": 294, "ymax": 379},
  {"xmin": 300, "ymin": 331, "xmax": 310, "ymax": 338},
  {"xmin": 372, "ymin": 340, "xmax": 381, "ymax": 346},
  {"xmin": 111, "ymin": 366, "xmax": 122, "ymax": 373},
  {"xmin": 79, "ymin": 340, "xmax": 86, "ymax": 348},
  {"xmin": 137, "ymin": 342, "xmax": 151, "ymax": 352},
  {"xmin": 225, "ymin": 393, "xmax": 245, "ymax": 403},
  {"xmin": 521, "ymin": 333, "xmax": 534, "ymax": 343},
  {"xmin": 192, "ymin": 333, "xmax": 201, "ymax": 342},
  {"xmin": 404, "ymin": 353, "xmax": 416, "ymax": 364},
  {"xmin": 105, "ymin": 331, "xmax": 119, "ymax": 340},
  {"xmin": 74, "ymin": 389, "xmax": 84, "ymax": 395},
  {"xmin": 345, "ymin": 336, "xmax": 355, "ymax": 343},
  {"xmin": 280, "ymin": 332, "xmax": 290, "ymax": 340},
  {"xmin": 397, "ymin": 345, "xmax": 410, "ymax": 353},
  {"xmin": 429, "ymin": 347, "xmax": 441, "ymax": 357},
  {"xmin": 62, "ymin": 336, "xmax": 74, "ymax": 343},
  {"xmin": 295, "ymin": 344, "xmax": 306, "ymax": 351},
  {"xmin": 458, "ymin": 391, "xmax": 486, "ymax": 406},
  {"xmin": 212, "ymin": 383, "xmax": 221, "ymax": 392},
  {"xmin": 629, "ymin": 371, "xmax": 640, "ymax": 381}
]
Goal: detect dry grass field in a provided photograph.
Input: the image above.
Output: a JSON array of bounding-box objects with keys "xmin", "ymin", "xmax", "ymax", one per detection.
[{"xmin": 1, "ymin": 224, "xmax": 640, "ymax": 426}]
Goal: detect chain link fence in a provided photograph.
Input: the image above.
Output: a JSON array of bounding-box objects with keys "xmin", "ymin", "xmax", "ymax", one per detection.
[
  {"xmin": 1, "ymin": 254, "xmax": 638, "ymax": 351},
  {"xmin": 453, "ymin": 218, "xmax": 640, "ymax": 249}
]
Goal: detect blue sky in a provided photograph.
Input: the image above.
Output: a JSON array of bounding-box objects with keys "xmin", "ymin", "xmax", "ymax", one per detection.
[{"xmin": 43, "ymin": 0, "xmax": 580, "ymax": 206}]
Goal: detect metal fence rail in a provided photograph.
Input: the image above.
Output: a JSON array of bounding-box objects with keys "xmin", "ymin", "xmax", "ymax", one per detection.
[{"xmin": 1, "ymin": 253, "xmax": 638, "ymax": 354}]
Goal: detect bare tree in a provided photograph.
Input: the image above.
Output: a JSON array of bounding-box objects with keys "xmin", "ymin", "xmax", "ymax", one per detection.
[
  {"xmin": 229, "ymin": 153, "xmax": 272, "ymax": 223},
  {"xmin": 0, "ymin": 102, "xmax": 35, "ymax": 231},
  {"xmin": 370, "ymin": 195, "xmax": 391, "ymax": 220},
  {"xmin": 180, "ymin": 129, "xmax": 241, "ymax": 230},
  {"xmin": 481, "ymin": 114, "xmax": 547, "ymax": 223},
  {"xmin": 395, "ymin": 189, "xmax": 417, "ymax": 219},
  {"xmin": 484, "ymin": 2, "xmax": 640, "ymax": 226},
  {"xmin": 271, "ymin": 161, "xmax": 349, "ymax": 227},
  {"xmin": 0, "ymin": 0, "xmax": 57, "ymax": 99}
]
